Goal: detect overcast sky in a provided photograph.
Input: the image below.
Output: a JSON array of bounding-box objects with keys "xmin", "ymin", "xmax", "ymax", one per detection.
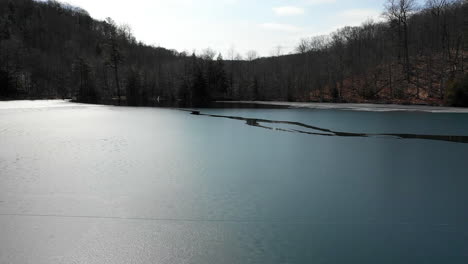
[{"xmin": 62, "ymin": 0, "xmax": 395, "ymax": 57}]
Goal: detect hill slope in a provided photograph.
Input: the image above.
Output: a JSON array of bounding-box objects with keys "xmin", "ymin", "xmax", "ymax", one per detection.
[{"xmin": 1, "ymin": 0, "xmax": 468, "ymax": 106}]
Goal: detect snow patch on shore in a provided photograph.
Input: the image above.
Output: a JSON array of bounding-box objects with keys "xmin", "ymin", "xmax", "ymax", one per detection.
[{"xmin": 219, "ymin": 101, "xmax": 468, "ymax": 113}]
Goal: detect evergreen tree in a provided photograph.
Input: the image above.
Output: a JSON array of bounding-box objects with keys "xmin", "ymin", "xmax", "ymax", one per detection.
[{"xmin": 215, "ymin": 54, "xmax": 228, "ymax": 96}]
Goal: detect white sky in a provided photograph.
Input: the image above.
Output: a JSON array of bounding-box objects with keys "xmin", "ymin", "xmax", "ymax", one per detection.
[{"xmin": 61, "ymin": 0, "xmax": 395, "ymax": 57}]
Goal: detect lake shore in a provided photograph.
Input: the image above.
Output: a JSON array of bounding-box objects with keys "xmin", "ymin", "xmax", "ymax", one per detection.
[
  {"xmin": 217, "ymin": 101, "xmax": 468, "ymax": 113},
  {"xmin": 4, "ymin": 99, "xmax": 468, "ymax": 113}
]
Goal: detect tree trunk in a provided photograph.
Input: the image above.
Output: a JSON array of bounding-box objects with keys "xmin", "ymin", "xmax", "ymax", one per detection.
[{"xmin": 114, "ymin": 64, "xmax": 121, "ymax": 106}]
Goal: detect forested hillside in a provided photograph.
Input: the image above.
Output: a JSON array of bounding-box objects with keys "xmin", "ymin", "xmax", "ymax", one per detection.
[
  {"xmin": 1, "ymin": 0, "xmax": 468, "ymax": 106},
  {"xmin": 0, "ymin": 0, "xmax": 193, "ymax": 105}
]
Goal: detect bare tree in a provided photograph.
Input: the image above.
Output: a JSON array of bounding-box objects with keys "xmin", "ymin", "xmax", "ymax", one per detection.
[
  {"xmin": 384, "ymin": 0, "xmax": 417, "ymax": 83},
  {"xmin": 118, "ymin": 23, "xmax": 135, "ymax": 44},
  {"xmin": 296, "ymin": 38, "xmax": 310, "ymax": 54},
  {"xmin": 105, "ymin": 17, "xmax": 124, "ymax": 105},
  {"xmin": 226, "ymin": 46, "xmax": 236, "ymax": 96},
  {"xmin": 309, "ymin": 36, "xmax": 330, "ymax": 52},
  {"xmin": 201, "ymin": 48, "xmax": 216, "ymax": 61},
  {"xmin": 271, "ymin": 45, "xmax": 283, "ymax": 57},
  {"xmin": 425, "ymin": 0, "xmax": 453, "ymax": 10},
  {"xmin": 246, "ymin": 50, "xmax": 259, "ymax": 61}
]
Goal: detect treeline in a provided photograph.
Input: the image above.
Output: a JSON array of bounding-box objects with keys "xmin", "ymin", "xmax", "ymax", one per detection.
[
  {"xmin": 0, "ymin": 0, "xmax": 227, "ymax": 105},
  {"xmin": 1, "ymin": 0, "xmax": 468, "ymax": 106},
  {"xmin": 240, "ymin": 0, "xmax": 468, "ymax": 106}
]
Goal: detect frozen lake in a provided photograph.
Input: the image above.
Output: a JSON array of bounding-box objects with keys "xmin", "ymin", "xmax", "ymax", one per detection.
[{"xmin": 1, "ymin": 100, "xmax": 468, "ymax": 264}]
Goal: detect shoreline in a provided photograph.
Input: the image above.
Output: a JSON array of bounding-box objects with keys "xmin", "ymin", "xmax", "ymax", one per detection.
[
  {"xmin": 217, "ymin": 101, "xmax": 468, "ymax": 113},
  {"xmin": 3, "ymin": 99, "xmax": 468, "ymax": 113}
]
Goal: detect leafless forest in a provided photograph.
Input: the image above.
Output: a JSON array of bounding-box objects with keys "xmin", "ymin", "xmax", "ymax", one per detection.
[{"xmin": 1, "ymin": 0, "xmax": 467, "ymax": 106}]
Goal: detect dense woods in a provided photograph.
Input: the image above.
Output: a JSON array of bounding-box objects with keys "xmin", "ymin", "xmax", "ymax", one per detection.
[{"xmin": 1, "ymin": 0, "xmax": 468, "ymax": 106}]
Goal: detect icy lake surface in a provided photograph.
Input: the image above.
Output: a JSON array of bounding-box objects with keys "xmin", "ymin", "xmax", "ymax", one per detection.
[{"xmin": 1, "ymin": 100, "xmax": 468, "ymax": 264}]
